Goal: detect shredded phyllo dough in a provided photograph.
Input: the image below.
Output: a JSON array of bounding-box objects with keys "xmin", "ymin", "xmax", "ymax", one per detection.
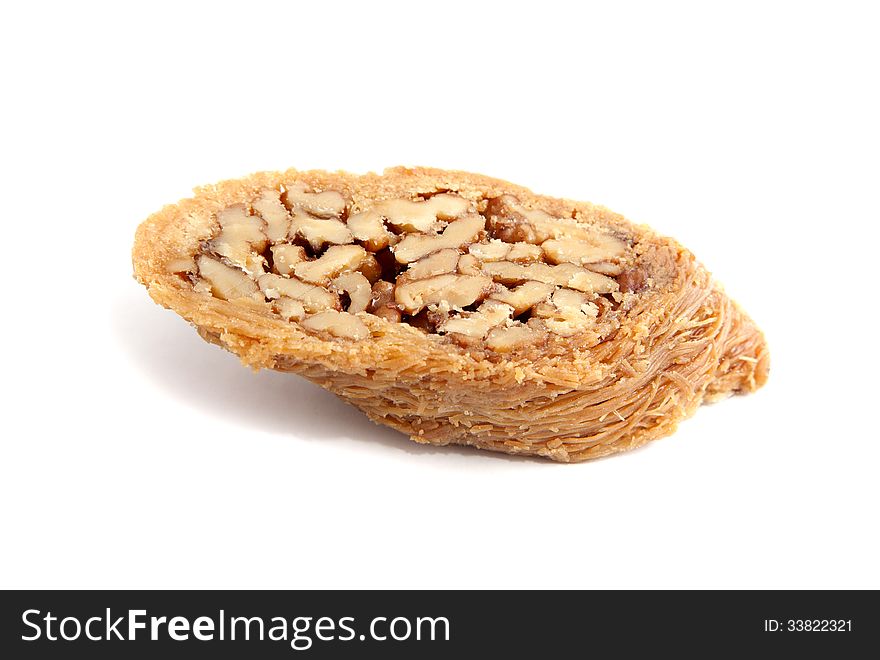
[{"xmin": 135, "ymin": 167, "xmax": 769, "ymax": 462}]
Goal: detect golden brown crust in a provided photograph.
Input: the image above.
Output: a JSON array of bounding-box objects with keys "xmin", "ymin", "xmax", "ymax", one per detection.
[{"xmin": 133, "ymin": 166, "xmax": 769, "ymax": 462}]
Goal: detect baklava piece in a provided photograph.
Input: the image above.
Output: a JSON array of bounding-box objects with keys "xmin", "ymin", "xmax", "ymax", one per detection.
[{"xmin": 133, "ymin": 167, "xmax": 768, "ymax": 462}]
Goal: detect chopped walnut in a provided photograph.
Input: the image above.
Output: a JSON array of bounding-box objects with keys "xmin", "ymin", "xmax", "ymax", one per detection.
[
  {"xmin": 490, "ymin": 280, "xmax": 554, "ymax": 315},
  {"xmin": 468, "ymin": 240, "xmax": 510, "ymax": 261},
  {"xmin": 562, "ymin": 265, "xmax": 620, "ymax": 294},
  {"xmin": 485, "ymin": 194, "xmax": 621, "ymax": 247},
  {"xmin": 402, "ymin": 248, "xmax": 460, "ymax": 281},
  {"xmin": 583, "ymin": 261, "xmax": 626, "ymax": 276},
  {"xmin": 270, "ymin": 244, "xmax": 307, "ymax": 276},
  {"xmin": 468, "ymin": 239, "xmax": 542, "ymax": 263},
  {"xmin": 395, "ymin": 274, "xmax": 493, "ymax": 315},
  {"xmin": 347, "ymin": 193, "xmax": 471, "ymax": 248},
  {"xmin": 293, "ymin": 245, "xmax": 366, "ymax": 285},
  {"xmin": 481, "ymin": 261, "xmax": 618, "ymax": 294},
  {"xmin": 507, "ymin": 242, "xmax": 544, "ymax": 263},
  {"xmin": 484, "ymin": 195, "xmax": 555, "ymax": 243},
  {"xmin": 332, "ymin": 271, "xmax": 372, "ymax": 314},
  {"xmin": 274, "ymin": 297, "xmax": 305, "ymax": 321},
  {"xmin": 197, "ymin": 255, "xmax": 261, "ymax": 301},
  {"xmin": 393, "ymin": 214, "xmax": 485, "ymax": 264},
  {"xmin": 258, "ymin": 273, "xmax": 340, "ymax": 313},
  {"xmin": 209, "ymin": 205, "xmax": 267, "ymax": 276},
  {"xmin": 284, "ymin": 183, "xmax": 347, "ymax": 218},
  {"xmin": 439, "ymin": 300, "xmax": 513, "ymax": 339},
  {"xmin": 193, "ymin": 187, "xmax": 638, "ymax": 346},
  {"xmin": 535, "ymin": 288, "xmax": 600, "ymax": 336},
  {"xmin": 347, "ymin": 210, "xmax": 393, "ymax": 252},
  {"xmin": 290, "ymin": 213, "xmax": 353, "ymax": 251},
  {"xmin": 301, "ymin": 310, "xmax": 369, "ymax": 340},
  {"xmin": 486, "ymin": 324, "xmax": 540, "ymax": 352},
  {"xmin": 456, "ymin": 253, "xmax": 482, "ymax": 277},
  {"xmin": 377, "ymin": 194, "xmax": 471, "ymax": 232},
  {"xmin": 541, "ymin": 235, "xmax": 627, "ymax": 267},
  {"xmin": 253, "ymin": 190, "xmax": 291, "ymax": 243}
]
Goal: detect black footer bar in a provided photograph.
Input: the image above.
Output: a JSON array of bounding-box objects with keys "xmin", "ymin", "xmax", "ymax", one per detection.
[{"xmin": 1, "ymin": 590, "xmax": 875, "ymax": 657}]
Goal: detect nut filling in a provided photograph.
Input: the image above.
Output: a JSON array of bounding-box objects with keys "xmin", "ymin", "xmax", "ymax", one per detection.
[{"xmin": 185, "ymin": 187, "xmax": 638, "ymax": 348}]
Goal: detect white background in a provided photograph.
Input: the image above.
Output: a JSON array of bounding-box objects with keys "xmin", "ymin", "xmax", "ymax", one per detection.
[{"xmin": 2, "ymin": 1, "xmax": 878, "ymax": 589}]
